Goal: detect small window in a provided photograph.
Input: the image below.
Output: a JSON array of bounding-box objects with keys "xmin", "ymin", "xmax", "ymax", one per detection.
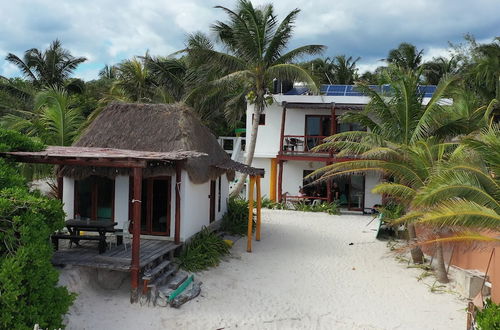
[{"xmin": 252, "ymin": 113, "xmax": 266, "ymax": 125}]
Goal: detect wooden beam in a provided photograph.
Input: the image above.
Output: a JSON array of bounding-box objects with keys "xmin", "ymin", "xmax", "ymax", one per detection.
[
  {"xmin": 247, "ymin": 176, "xmax": 255, "ymax": 252},
  {"xmin": 269, "ymin": 158, "xmax": 277, "ymax": 202},
  {"xmin": 174, "ymin": 163, "xmax": 181, "ymax": 245},
  {"xmin": 130, "ymin": 167, "xmax": 142, "ymax": 303},
  {"xmin": 278, "ymin": 103, "xmax": 287, "ymax": 155},
  {"xmin": 277, "ymin": 160, "xmax": 284, "ymax": 202},
  {"xmin": 326, "ymin": 162, "xmax": 332, "ymax": 203},
  {"xmin": 6, "ymin": 155, "xmax": 147, "ymax": 168},
  {"xmin": 330, "ymin": 104, "xmax": 336, "ymax": 158},
  {"xmin": 277, "ymin": 154, "xmax": 353, "ymax": 163},
  {"xmin": 256, "ymin": 175, "xmax": 262, "ymax": 241}
]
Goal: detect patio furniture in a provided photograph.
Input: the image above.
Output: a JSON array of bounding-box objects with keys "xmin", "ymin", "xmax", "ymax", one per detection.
[{"xmin": 51, "ymin": 219, "xmax": 118, "ymax": 253}]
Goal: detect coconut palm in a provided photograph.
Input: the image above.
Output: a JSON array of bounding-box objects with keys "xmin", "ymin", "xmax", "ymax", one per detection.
[
  {"xmin": 2, "ymin": 88, "xmax": 84, "ymax": 146},
  {"xmin": 185, "ymin": 0, "xmax": 325, "ymax": 195},
  {"xmin": 386, "ymin": 42, "xmax": 424, "ymax": 71},
  {"xmin": 312, "ymin": 69, "xmax": 463, "ymax": 263},
  {"xmin": 330, "ymin": 55, "xmax": 360, "ymax": 84},
  {"xmin": 471, "ymin": 37, "xmax": 500, "ymax": 100},
  {"xmin": 5, "ymin": 40, "xmax": 86, "ymax": 89}
]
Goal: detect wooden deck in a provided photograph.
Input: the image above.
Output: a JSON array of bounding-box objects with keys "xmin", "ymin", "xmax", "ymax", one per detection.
[{"xmin": 52, "ymin": 239, "xmax": 180, "ymax": 272}]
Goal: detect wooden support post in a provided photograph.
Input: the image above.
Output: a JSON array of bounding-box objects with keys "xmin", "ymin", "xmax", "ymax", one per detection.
[
  {"xmin": 270, "ymin": 158, "xmax": 277, "ymax": 202},
  {"xmin": 326, "ymin": 161, "xmax": 332, "ymax": 203},
  {"xmin": 247, "ymin": 176, "xmax": 255, "ymax": 252},
  {"xmin": 329, "ymin": 103, "xmax": 336, "ymax": 158},
  {"xmin": 57, "ymin": 175, "xmax": 63, "ymax": 200},
  {"xmin": 130, "ymin": 167, "xmax": 142, "ymax": 303},
  {"xmin": 256, "ymin": 175, "xmax": 262, "ymax": 241},
  {"xmin": 279, "ymin": 103, "xmax": 287, "ymax": 154},
  {"xmin": 174, "ymin": 163, "xmax": 181, "ymax": 245},
  {"xmin": 277, "ymin": 160, "xmax": 284, "ymax": 202}
]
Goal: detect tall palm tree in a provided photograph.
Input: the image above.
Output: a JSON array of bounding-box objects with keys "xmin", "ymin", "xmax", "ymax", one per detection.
[
  {"xmin": 185, "ymin": 0, "xmax": 325, "ymax": 195},
  {"xmin": 330, "ymin": 55, "xmax": 360, "ymax": 84},
  {"xmin": 2, "ymin": 88, "xmax": 83, "ymax": 146},
  {"xmin": 386, "ymin": 43, "xmax": 424, "ymax": 71},
  {"xmin": 5, "ymin": 40, "xmax": 86, "ymax": 89},
  {"xmin": 313, "ymin": 69, "xmax": 461, "ymax": 263}
]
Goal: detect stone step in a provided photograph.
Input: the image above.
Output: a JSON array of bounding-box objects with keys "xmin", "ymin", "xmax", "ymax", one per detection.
[{"xmin": 142, "ymin": 259, "xmax": 171, "ymax": 281}]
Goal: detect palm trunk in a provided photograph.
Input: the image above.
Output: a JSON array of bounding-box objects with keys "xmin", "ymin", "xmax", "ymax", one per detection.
[
  {"xmin": 407, "ymin": 222, "xmax": 424, "ymax": 264},
  {"xmin": 434, "ymin": 241, "xmax": 449, "ymax": 283},
  {"xmin": 230, "ymin": 99, "xmax": 262, "ymax": 197}
]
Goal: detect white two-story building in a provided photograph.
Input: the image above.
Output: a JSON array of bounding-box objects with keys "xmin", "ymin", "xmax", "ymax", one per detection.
[{"xmin": 245, "ymin": 84, "xmax": 438, "ymax": 212}]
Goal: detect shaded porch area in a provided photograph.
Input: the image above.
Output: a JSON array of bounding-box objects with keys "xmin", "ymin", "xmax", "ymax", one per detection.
[{"xmin": 52, "ymin": 238, "xmax": 179, "ymax": 272}]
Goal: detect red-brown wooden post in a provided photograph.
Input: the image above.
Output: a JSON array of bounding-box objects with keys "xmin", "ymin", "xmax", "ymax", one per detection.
[
  {"xmin": 57, "ymin": 175, "xmax": 63, "ymax": 200},
  {"xmin": 174, "ymin": 162, "xmax": 182, "ymax": 245},
  {"xmin": 277, "ymin": 160, "xmax": 284, "ymax": 202},
  {"xmin": 279, "ymin": 102, "xmax": 287, "ymax": 154},
  {"xmin": 326, "ymin": 161, "xmax": 333, "ymax": 203},
  {"xmin": 130, "ymin": 167, "xmax": 142, "ymax": 303}
]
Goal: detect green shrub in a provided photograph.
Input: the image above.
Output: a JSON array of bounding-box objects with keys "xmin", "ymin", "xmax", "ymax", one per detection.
[
  {"xmin": 476, "ymin": 299, "xmax": 500, "ymax": 330},
  {"xmin": 0, "ymin": 129, "xmax": 74, "ymax": 329},
  {"xmin": 220, "ymin": 197, "xmax": 254, "ymax": 236},
  {"xmin": 293, "ymin": 201, "xmax": 340, "ymax": 215},
  {"xmin": 379, "ymin": 202, "xmax": 405, "ymax": 220},
  {"xmin": 177, "ymin": 227, "xmax": 230, "ymax": 272}
]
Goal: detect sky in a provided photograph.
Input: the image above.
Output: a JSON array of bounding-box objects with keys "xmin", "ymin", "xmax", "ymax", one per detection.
[{"xmin": 0, "ymin": 0, "xmax": 498, "ymax": 81}]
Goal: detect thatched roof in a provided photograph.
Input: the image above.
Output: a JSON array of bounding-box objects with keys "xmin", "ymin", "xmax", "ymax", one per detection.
[{"xmin": 60, "ymin": 103, "xmax": 234, "ymax": 183}]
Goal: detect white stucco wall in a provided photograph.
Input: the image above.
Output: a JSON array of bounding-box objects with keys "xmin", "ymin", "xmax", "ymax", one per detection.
[
  {"xmin": 364, "ymin": 172, "xmax": 383, "ymax": 209},
  {"xmin": 62, "ymin": 177, "xmax": 75, "ymax": 220},
  {"xmin": 114, "ymin": 175, "xmax": 129, "ymax": 230},
  {"xmin": 180, "ymin": 171, "xmax": 210, "ymax": 241}
]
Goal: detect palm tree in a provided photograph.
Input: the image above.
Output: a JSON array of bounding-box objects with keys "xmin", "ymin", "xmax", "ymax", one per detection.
[
  {"xmin": 423, "ymin": 56, "xmax": 459, "ymax": 85},
  {"xmin": 185, "ymin": 0, "xmax": 325, "ymax": 195},
  {"xmin": 330, "ymin": 55, "xmax": 360, "ymax": 84},
  {"xmin": 312, "ymin": 69, "xmax": 461, "ymax": 263},
  {"xmin": 2, "ymin": 88, "xmax": 84, "ymax": 146},
  {"xmin": 5, "ymin": 40, "xmax": 86, "ymax": 89},
  {"xmin": 99, "ymin": 65, "xmax": 118, "ymax": 80},
  {"xmin": 471, "ymin": 37, "xmax": 500, "ymax": 100},
  {"xmin": 386, "ymin": 43, "xmax": 424, "ymax": 71}
]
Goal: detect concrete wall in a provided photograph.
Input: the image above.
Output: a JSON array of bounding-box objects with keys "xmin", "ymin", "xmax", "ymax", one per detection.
[
  {"xmin": 62, "ymin": 177, "xmax": 75, "ymax": 220},
  {"xmin": 180, "ymin": 171, "xmax": 230, "ymax": 241}
]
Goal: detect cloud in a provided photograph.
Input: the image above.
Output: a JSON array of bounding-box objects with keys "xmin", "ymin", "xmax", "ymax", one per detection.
[{"xmin": 0, "ymin": 0, "xmax": 498, "ymax": 80}]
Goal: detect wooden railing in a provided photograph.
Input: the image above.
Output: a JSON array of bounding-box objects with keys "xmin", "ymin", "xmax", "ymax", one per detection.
[{"xmin": 281, "ymin": 135, "xmax": 328, "ymax": 153}]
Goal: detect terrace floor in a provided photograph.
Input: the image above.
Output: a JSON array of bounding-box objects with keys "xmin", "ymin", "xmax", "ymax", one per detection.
[{"xmin": 52, "ymin": 238, "xmax": 179, "ymax": 272}]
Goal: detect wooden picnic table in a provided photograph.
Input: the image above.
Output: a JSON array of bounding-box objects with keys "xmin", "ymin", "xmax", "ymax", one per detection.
[{"xmin": 53, "ymin": 219, "xmax": 120, "ymax": 253}]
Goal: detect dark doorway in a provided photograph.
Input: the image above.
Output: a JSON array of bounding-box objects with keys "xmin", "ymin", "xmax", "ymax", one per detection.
[
  {"xmin": 74, "ymin": 176, "xmax": 114, "ymax": 221},
  {"xmin": 209, "ymin": 180, "xmax": 216, "ymax": 223}
]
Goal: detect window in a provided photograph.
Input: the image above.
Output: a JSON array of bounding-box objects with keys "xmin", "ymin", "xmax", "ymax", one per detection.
[
  {"xmin": 75, "ymin": 176, "xmax": 114, "ymax": 221},
  {"xmin": 252, "ymin": 113, "xmax": 266, "ymax": 125}
]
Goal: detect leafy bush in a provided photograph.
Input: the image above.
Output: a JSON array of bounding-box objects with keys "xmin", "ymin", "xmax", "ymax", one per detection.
[
  {"xmin": 220, "ymin": 197, "xmax": 254, "ymax": 236},
  {"xmin": 475, "ymin": 299, "xmax": 500, "ymax": 330},
  {"xmin": 379, "ymin": 202, "xmax": 405, "ymax": 220},
  {"xmin": 293, "ymin": 201, "xmax": 340, "ymax": 215},
  {"xmin": 0, "ymin": 128, "xmax": 74, "ymax": 329},
  {"xmin": 177, "ymin": 227, "xmax": 230, "ymax": 272}
]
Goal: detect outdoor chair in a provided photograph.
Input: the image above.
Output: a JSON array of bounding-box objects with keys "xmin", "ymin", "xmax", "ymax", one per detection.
[{"xmin": 109, "ymin": 220, "xmax": 131, "ymax": 251}]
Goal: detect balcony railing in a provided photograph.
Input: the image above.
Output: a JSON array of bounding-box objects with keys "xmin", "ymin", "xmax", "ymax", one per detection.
[{"xmin": 281, "ymin": 135, "xmax": 328, "ymax": 154}]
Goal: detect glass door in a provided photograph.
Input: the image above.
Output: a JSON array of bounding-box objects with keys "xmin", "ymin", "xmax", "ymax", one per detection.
[
  {"xmin": 348, "ymin": 175, "xmax": 365, "ymax": 211},
  {"xmin": 305, "ymin": 115, "xmax": 331, "ymax": 151},
  {"xmin": 137, "ymin": 177, "xmax": 171, "ymax": 236}
]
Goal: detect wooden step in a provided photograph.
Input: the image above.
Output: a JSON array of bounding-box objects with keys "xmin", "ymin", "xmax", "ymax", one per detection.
[
  {"xmin": 142, "ymin": 260, "xmax": 171, "ymax": 281},
  {"xmin": 147, "ymin": 268, "xmax": 176, "ymax": 288},
  {"xmin": 168, "ymin": 272, "xmax": 189, "ymax": 290}
]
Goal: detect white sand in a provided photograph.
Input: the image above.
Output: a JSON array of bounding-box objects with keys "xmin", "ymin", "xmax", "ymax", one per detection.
[{"xmin": 60, "ymin": 210, "xmax": 466, "ymax": 329}]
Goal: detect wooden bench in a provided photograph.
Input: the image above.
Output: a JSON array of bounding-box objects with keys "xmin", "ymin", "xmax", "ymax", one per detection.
[{"xmin": 51, "ymin": 233, "xmax": 106, "ymax": 253}]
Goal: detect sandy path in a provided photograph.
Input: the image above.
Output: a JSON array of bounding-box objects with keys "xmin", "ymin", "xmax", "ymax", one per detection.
[{"xmin": 61, "ymin": 210, "xmax": 465, "ymax": 329}]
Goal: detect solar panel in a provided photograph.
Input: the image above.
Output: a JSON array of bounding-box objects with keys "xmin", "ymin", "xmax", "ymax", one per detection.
[{"xmin": 319, "ymin": 84, "xmax": 437, "ymax": 97}]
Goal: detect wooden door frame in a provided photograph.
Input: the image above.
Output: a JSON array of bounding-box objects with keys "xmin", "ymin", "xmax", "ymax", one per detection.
[
  {"xmin": 129, "ymin": 176, "xmax": 172, "ymax": 236},
  {"xmin": 74, "ymin": 176, "xmax": 115, "ymax": 221}
]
